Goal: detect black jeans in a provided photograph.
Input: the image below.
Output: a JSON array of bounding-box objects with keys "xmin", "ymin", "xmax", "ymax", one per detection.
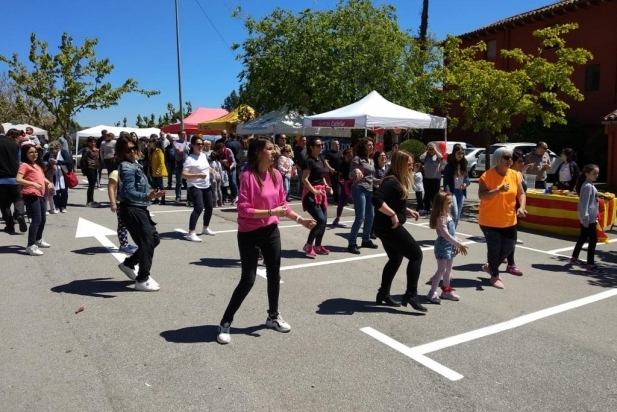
[
  {"xmin": 23, "ymin": 195, "xmax": 46, "ymax": 246},
  {"xmin": 374, "ymin": 225, "xmax": 423, "ymax": 296},
  {"xmin": 480, "ymin": 225, "xmax": 517, "ymax": 277},
  {"xmin": 187, "ymin": 186, "xmax": 213, "ymax": 231},
  {"xmin": 0, "ymin": 184, "xmax": 25, "ymax": 229},
  {"xmin": 335, "ymin": 182, "xmax": 349, "ymax": 218},
  {"xmin": 104, "ymin": 158, "xmax": 114, "ymax": 175},
  {"xmin": 303, "ymin": 194, "xmax": 327, "ymax": 246},
  {"xmin": 415, "ymin": 191, "xmax": 424, "ymax": 211},
  {"xmin": 85, "ymin": 168, "xmax": 97, "ymax": 203},
  {"xmin": 572, "ymin": 223, "xmax": 598, "ymax": 266},
  {"xmin": 165, "ymin": 161, "xmax": 175, "ymax": 187},
  {"xmin": 423, "ymin": 178, "xmax": 440, "ymax": 211},
  {"xmin": 221, "ymin": 224, "xmax": 281, "ymax": 324},
  {"xmin": 119, "ymin": 205, "xmax": 160, "ymax": 282},
  {"xmin": 53, "ymin": 188, "xmax": 68, "ymax": 210}
]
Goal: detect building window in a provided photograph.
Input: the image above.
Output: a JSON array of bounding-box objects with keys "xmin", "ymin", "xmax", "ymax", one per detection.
[
  {"xmin": 585, "ymin": 64, "xmax": 600, "ymax": 92},
  {"xmin": 486, "ymin": 40, "xmax": 497, "ymax": 61}
]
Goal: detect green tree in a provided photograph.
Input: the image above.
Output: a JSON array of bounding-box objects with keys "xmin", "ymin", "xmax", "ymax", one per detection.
[
  {"xmin": 135, "ymin": 101, "xmax": 193, "ymax": 128},
  {"xmin": 0, "ymin": 32, "xmax": 159, "ymax": 134},
  {"xmin": 418, "ymin": 0, "xmax": 429, "ymax": 46},
  {"xmin": 221, "ymin": 89, "xmax": 240, "ymax": 112},
  {"xmin": 440, "ymin": 23, "xmax": 592, "ymax": 166},
  {"xmin": 0, "ymin": 71, "xmax": 56, "ymax": 133},
  {"xmin": 232, "ymin": 0, "xmax": 441, "ymax": 115}
]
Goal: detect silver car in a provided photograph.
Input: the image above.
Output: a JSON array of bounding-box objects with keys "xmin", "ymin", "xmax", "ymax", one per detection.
[
  {"xmin": 464, "ymin": 148, "xmax": 485, "ymax": 178},
  {"xmin": 474, "ymin": 143, "xmax": 561, "ymax": 178}
]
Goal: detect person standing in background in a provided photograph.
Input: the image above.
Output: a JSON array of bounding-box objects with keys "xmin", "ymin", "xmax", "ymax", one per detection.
[
  {"xmin": 100, "ymin": 132, "xmax": 116, "ymax": 176},
  {"xmin": 524, "ymin": 141, "xmax": 552, "ymax": 190},
  {"xmin": 95, "ymin": 129, "xmax": 107, "ymax": 188},
  {"xmin": 164, "ymin": 135, "xmax": 176, "ymax": 189},
  {"xmin": 149, "ymin": 138, "xmax": 167, "ymax": 205},
  {"xmin": 0, "ymin": 128, "xmax": 28, "ymax": 234},
  {"xmin": 324, "ymin": 140, "xmax": 343, "ymax": 204},
  {"xmin": 294, "ymin": 136, "xmax": 307, "ymax": 195},
  {"xmin": 419, "ymin": 142, "xmax": 443, "ymax": 213},
  {"xmin": 173, "ymin": 131, "xmax": 189, "ymax": 204}
]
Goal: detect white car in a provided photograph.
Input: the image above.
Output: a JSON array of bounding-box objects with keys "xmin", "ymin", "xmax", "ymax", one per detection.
[
  {"xmin": 465, "ymin": 148, "xmax": 485, "ymax": 178},
  {"xmin": 428, "ymin": 140, "xmax": 475, "ymax": 155},
  {"xmin": 475, "ymin": 142, "xmax": 562, "ymax": 178}
]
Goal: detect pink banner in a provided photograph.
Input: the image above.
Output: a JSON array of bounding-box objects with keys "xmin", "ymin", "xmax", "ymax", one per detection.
[{"xmin": 311, "ymin": 119, "xmax": 355, "ymax": 127}]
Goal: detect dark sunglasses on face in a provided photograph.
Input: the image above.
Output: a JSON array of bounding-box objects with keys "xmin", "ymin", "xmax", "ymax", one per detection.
[
  {"xmin": 195, "ymin": 143, "xmax": 204, "ymax": 147},
  {"xmin": 127, "ymin": 146, "xmax": 138, "ymax": 153},
  {"xmin": 502, "ymin": 155, "xmax": 512, "ymax": 161}
]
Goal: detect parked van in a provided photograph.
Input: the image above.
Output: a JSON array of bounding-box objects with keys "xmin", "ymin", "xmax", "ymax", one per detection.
[{"xmin": 474, "ymin": 142, "xmax": 562, "ymax": 179}]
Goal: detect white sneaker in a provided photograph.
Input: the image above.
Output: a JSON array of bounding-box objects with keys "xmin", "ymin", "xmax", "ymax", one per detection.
[
  {"xmin": 26, "ymin": 244, "xmax": 44, "ymax": 256},
  {"xmin": 135, "ymin": 277, "xmax": 160, "ymax": 292},
  {"xmin": 60, "ymin": 209, "xmax": 67, "ymax": 213},
  {"xmin": 265, "ymin": 312, "xmax": 291, "ymax": 333},
  {"xmin": 50, "ymin": 209, "xmax": 59, "ymax": 214},
  {"xmin": 118, "ymin": 262, "xmax": 137, "ymax": 280},
  {"xmin": 217, "ymin": 322, "xmax": 231, "ymax": 344},
  {"xmin": 35, "ymin": 239, "xmax": 51, "ymax": 248},
  {"xmin": 427, "ymin": 292, "xmax": 441, "ymax": 304},
  {"xmin": 185, "ymin": 233, "xmax": 201, "ymax": 242},
  {"xmin": 45, "ymin": 211, "xmax": 49, "ymax": 215},
  {"xmin": 202, "ymin": 227, "xmax": 215, "ymax": 236}
]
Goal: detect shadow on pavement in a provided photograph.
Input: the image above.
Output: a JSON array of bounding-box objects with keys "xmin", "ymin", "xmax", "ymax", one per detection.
[
  {"xmin": 191, "ymin": 257, "xmax": 241, "ymax": 268},
  {"xmin": 160, "ymin": 324, "xmax": 266, "ymax": 343},
  {"xmin": 316, "ymin": 298, "xmax": 426, "ymax": 316},
  {"xmin": 157, "ymin": 231, "xmax": 187, "ymax": 240},
  {"xmin": 71, "ymin": 246, "xmax": 109, "ymax": 255},
  {"xmin": 533, "ymin": 262, "xmax": 616, "ymax": 288},
  {"xmin": 0, "ymin": 245, "xmax": 27, "ymax": 255},
  {"xmin": 51, "ymin": 277, "xmax": 133, "ymax": 298},
  {"xmin": 425, "ymin": 277, "xmax": 485, "ymax": 291}
]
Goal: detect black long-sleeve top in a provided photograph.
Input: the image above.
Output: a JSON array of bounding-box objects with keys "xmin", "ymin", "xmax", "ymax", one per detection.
[{"xmin": 371, "ymin": 176, "xmax": 408, "ymax": 231}]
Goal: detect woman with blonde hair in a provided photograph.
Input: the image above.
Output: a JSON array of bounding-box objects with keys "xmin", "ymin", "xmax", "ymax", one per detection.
[
  {"xmin": 371, "ymin": 151, "xmax": 426, "ymax": 312},
  {"xmin": 277, "ymin": 143, "xmax": 295, "ymax": 201}
]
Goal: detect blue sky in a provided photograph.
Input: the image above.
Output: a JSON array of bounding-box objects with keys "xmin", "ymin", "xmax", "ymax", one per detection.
[{"xmin": 2, "ymin": 0, "xmax": 555, "ymax": 129}]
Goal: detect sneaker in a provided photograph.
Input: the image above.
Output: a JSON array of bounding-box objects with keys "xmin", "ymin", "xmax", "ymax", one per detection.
[
  {"xmin": 440, "ymin": 290, "xmax": 460, "ymax": 301},
  {"xmin": 35, "ymin": 239, "xmax": 50, "ymax": 248},
  {"xmin": 118, "ymin": 245, "xmax": 138, "ymax": 254},
  {"xmin": 217, "ymin": 322, "xmax": 231, "ymax": 344},
  {"xmin": 60, "ymin": 209, "xmax": 67, "ymax": 213},
  {"xmin": 118, "ymin": 262, "xmax": 137, "ymax": 280},
  {"xmin": 17, "ymin": 216, "xmax": 27, "ymax": 232},
  {"xmin": 303, "ymin": 244, "xmax": 316, "ymax": 258},
  {"xmin": 490, "ymin": 277, "xmax": 505, "ymax": 289},
  {"xmin": 586, "ymin": 265, "xmax": 607, "ymax": 274},
  {"xmin": 50, "ymin": 209, "xmax": 59, "ymax": 214},
  {"xmin": 46, "ymin": 211, "xmax": 49, "ymax": 215},
  {"xmin": 569, "ymin": 257, "xmax": 585, "ymax": 266},
  {"xmin": 506, "ymin": 265, "xmax": 523, "ymax": 276},
  {"xmin": 361, "ymin": 240, "xmax": 378, "ymax": 249},
  {"xmin": 3, "ymin": 226, "xmax": 16, "ymax": 234},
  {"xmin": 26, "ymin": 244, "xmax": 44, "ymax": 256},
  {"xmin": 135, "ymin": 277, "xmax": 160, "ymax": 292},
  {"xmin": 516, "ymin": 238, "xmax": 524, "ymax": 244},
  {"xmin": 265, "ymin": 312, "xmax": 291, "ymax": 333},
  {"xmin": 185, "ymin": 233, "xmax": 202, "ymax": 242},
  {"xmin": 314, "ymin": 245, "xmax": 330, "ymax": 255},
  {"xmin": 202, "ymin": 227, "xmax": 215, "ymax": 236},
  {"xmin": 427, "ymin": 292, "xmax": 441, "ymax": 304}
]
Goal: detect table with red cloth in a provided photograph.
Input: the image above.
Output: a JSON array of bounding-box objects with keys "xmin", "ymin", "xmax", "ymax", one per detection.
[{"xmin": 519, "ymin": 191, "xmax": 616, "ymax": 242}]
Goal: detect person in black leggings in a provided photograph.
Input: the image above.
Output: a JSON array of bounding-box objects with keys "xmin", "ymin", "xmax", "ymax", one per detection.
[{"xmin": 372, "ymin": 150, "xmax": 427, "ymax": 312}]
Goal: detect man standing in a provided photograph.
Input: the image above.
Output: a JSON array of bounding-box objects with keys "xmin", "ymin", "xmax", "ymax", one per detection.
[
  {"xmin": 219, "ymin": 129, "xmax": 229, "ymax": 146},
  {"xmin": 164, "ymin": 135, "xmax": 176, "ymax": 189},
  {"xmin": 173, "ymin": 130, "xmax": 189, "ymax": 204},
  {"xmin": 324, "ymin": 140, "xmax": 343, "ymax": 203},
  {"xmin": 58, "ymin": 131, "xmax": 71, "ymax": 153},
  {"xmin": 524, "ymin": 141, "xmax": 552, "ymax": 190},
  {"xmin": 25, "ymin": 126, "xmax": 41, "ymax": 146},
  {"xmin": 419, "ymin": 142, "xmax": 443, "ymax": 212},
  {"xmin": 100, "ymin": 132, "xmax": 117, "ymax": 175},
  {"xmin": 95, "ymin": 129, "xmax": 107, "ymax": 188},
  {"xmin": 277, "ymin": 134, "xmax": 287, "ymax": 149},
  {"xmin": 225, "ymin": 132, "xmax": 242, "ymax": 202},
  {"xmin": 293, "ymin": 136, "xmax": 307, "ymax": 195},
  {"xmin": 0, "ymin": 128, "xmax": 28, "ymax": 233},
  {"xmin": 159, "ymin": 131, "xmax": 169, "ymax": 149}
]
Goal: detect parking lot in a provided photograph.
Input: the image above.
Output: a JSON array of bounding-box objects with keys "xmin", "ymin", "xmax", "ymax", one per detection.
[{"xmin": 1, "ymin": 178, "xmax": 616, "ymax": 411}]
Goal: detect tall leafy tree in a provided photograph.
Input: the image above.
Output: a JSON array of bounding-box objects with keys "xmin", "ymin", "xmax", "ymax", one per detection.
[
  {"xmin": 0, "ymin": 71, "xmax": 56, "ymax": 132},
  {"xmin": 418, "ymin": 0, "xmax": 429, "ymax": 45},
  {"xmin": 135, "ymin": 101, "xmax": 193, "ymax": 128},
  {"xmin": 0, "ymin": 32, "xmax": 159, "ymax": 134},
  {"xmin": 232, "ymin": 0, "xmax": 441, "ymax": 115},
  {"xmin": 221, "ymin": 90, "xmax": 240, "ymax": 112}
]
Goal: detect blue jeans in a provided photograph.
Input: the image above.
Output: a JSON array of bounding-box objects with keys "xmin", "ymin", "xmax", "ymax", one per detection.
[
  {"xmin": 283, "ymin": 176, "xmax": 290, "ymax": 198},
  {"xmin": 349, "ymin": 185, "xmax": 374, "ymax": 246},
  {"xmin": 24, "ymin": 195, "xmax": 46, "ymax": 246},
  {"xmin": 175, "ymin": 161, "xmax": 183, "ymax": 200},
  {"xmin": 229, "ymin": 168, "xmax": 238, "ymax": 199},
  {"xmin": 451, "ymin": 189, "xmax": 465, "ymax": 228}
]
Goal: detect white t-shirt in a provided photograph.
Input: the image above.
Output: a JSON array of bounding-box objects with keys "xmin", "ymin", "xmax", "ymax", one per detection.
[
  {"xmin": 413, "ymin": 172, "xmax": 424, "ymax": 192},
  {"xmin": 183, "ymin": 153, "xmax": 210, "ymax": 189},
  {"xmin": 558, "ymin": 163, "xmax": 572, "ymax": 183}
]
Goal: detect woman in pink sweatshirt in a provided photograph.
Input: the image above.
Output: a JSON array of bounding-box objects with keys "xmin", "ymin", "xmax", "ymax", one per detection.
[{"xmin": 217, "ymin": 137, "xmax": 316, "ymax": 345}]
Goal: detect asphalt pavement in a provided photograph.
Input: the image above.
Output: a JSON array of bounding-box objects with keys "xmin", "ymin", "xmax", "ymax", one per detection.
[{"xmin": 1, "ymin": 177, "xmax": 616, "ymax": 412}]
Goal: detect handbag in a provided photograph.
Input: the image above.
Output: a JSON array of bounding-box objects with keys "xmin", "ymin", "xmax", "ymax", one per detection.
[{"xmin": 63, "ymin": 170, "xmax": 79, "ymax": 188}]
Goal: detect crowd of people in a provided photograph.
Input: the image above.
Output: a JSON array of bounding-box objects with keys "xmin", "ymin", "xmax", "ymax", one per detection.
[{"xmin": 0, "ymin": 123, "xmax": 609, "ymax": 343}]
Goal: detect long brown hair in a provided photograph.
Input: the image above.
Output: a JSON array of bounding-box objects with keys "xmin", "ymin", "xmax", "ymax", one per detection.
[
  {"xmin": 383, "ymin": 150, "xmax": 413, "ymax": 200},
  {"xmin": 246, "ymin": 136, "xmax": 277, "ymax": 188},
  {"xmin": 429, "ymin": 191, "xmax": 452, "ymax": 229}
]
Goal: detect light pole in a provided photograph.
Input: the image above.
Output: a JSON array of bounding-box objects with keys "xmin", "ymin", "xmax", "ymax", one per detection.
[{"xmin": 175, "ymin": 0, "xmax": 184, "ymax": 130}]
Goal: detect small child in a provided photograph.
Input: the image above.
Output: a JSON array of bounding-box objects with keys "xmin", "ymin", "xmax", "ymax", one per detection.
[
  {"xmin": 413, "ymin": 162, "xmax": 425, "ymax": 214},
  {"xmin": 108, "ymin": 159, "xmax": 137, "ymax": 254},
  {"xmin": 220, "ymin": 167, "xmax": 230, "ymax": 204},
  {"xmin": 427, "ymin": 191, "xmax": 468, "ymax": 303},
  {"xmin": 570, "ymin": 164, "xmax": 605, "ymax": 274},
  {"xmin": 43, "ymin": 162, "xmax": 57, "ymax": 214},
  {"xmin": 209, "ymin": 152, "xmax": 224, "ymax": 207}
]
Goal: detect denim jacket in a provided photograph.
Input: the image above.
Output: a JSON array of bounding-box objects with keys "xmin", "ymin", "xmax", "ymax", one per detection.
[
  {"xmin": 118, "ymin": 160, "xmax": 151, "ymax": 207},
  {"xmin": 443, "ymin": 162, "xmax": 471, "ymax": 197}
]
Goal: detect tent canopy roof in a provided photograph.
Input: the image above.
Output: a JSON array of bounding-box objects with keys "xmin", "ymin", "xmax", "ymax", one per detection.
[
  {"xmin": 160, "ymin": 107, "xmax": 228, "ymax": 134},
  {"xmin": 236, "ymin": 107, "xmax": 350, "ymax": 137},
  {"xmin": 303, "ymin": 91, "xmax": 447, "ymax": 130},
  {"xmin": 1, "ymin": 122, "xmax": 49, "ymax": 139},
  {"xmin": 198, "ymin": 105, "xmax": 255, "ymax": 132}
]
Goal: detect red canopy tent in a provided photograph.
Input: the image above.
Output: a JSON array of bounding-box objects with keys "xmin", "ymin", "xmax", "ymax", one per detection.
[{"xmin": 160, "ymin": 107, "xmax": 228, "ymax": 134}]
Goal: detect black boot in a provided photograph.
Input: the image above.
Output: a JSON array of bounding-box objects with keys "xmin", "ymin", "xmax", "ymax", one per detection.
[
  {"xmin": 401, "ymin": 293, "xmax": 427, "ymax": 312},
  {"xmin": 361, "ymin": 240, "xmax": 378, "ymax": 249},
  {"xmin": 376, "ymin": 289, "xmax": 401, "ymax": 307},
  {"xmin": 348, "ymin": 244, "xmax": 361, "ymax": 254}
]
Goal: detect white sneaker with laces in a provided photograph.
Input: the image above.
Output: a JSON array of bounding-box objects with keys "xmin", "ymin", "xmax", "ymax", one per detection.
[
  {"xmin": 135, "ymin": 277, "xmax": 160, "ymax": 292},
  {"xmin": 35, "ymin": 239, "xmax": 51, "ymax": 248},
  {"xmin": 118, "ymin": 262, "xmax": 137, "ymax": 280},
  {"xmin": 265, "ymin": 312, "xmax": 291, "ymax": 333},
  {"xmin": 217, "ymin": 322, "xmax": 231, "ymax": 344},
  {"xmin": 185, "ymin": 233, "xmax": 202, "ymax": 242},
  {"xmin": 202, "ymin": 227, "xmax": 215, "ymax": 236},
  {"xmin": 427, "ymin": 292, "xmax": 441, "ymax": 304},
  {"xmin": 26, "ymin": 244, "xmax": 44, "ymax": 256}
]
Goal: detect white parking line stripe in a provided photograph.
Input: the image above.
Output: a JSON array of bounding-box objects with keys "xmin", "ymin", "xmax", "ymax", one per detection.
[
  {"xmin": 547, "ymin": 238, "xmax": 617, "ymax": 254},
  {"xmin": 410, "ymin": 288, "xmax": 617, "ymax": 355},
  {"xmin": 361, "ymin": 327, "xmax": 464, "ymax": 381}
]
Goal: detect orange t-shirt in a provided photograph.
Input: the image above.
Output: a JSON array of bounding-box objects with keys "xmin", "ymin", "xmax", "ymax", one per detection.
[{"xmin": 478, "ymin": 168, "xmax": 521, "ymax": 228}]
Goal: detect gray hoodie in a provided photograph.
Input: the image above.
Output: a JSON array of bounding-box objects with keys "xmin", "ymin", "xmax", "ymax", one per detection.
[{"xmin": 578, "ymin": 182, "xmax": 598, "ymax": 226}]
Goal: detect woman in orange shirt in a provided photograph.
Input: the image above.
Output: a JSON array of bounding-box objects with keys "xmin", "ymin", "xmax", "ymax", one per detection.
[{"xmin": 477, "ymin": 147, "xmax": 527, "ymax": 289}]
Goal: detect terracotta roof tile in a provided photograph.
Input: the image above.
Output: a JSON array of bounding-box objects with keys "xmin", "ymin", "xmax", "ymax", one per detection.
[{"xmin": 459, "ymin": 0, "xmax": 614, "ymax": 39}]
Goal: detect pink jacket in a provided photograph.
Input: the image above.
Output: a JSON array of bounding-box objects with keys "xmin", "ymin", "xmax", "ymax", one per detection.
[{"xmin": 237, "ymin": 169, "xmax": 291, "ymax": 232}]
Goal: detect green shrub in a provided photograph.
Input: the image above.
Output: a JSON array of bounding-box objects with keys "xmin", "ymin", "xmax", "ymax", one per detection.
[{"xmin": 399, "ymin": 138, "xmax": 426, "ymax": 160}]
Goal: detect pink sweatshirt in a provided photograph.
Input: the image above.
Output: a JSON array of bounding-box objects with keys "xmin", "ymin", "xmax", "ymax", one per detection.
[{"xmin": 237, "ymin": 169, "xmax": 291, "ymax": 232}]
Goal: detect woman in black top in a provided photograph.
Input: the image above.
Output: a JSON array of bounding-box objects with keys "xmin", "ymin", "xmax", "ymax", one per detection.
[
  {"xmin": 301, "ymin": 137, "xmax": 332, "ymax": 258},
  {"xmin": 371, "ymin": 151, "xmax": 426, "ymax": 312}
]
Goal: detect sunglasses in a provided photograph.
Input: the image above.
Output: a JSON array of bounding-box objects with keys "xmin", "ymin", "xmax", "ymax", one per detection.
[
  {"xmin": 502, "ymin": 155, "xmax": 512, "ymax": 161},
  {"xmin": 127, "ymin": 146, "xmax": 139, "ymax": 153},
  {"xmin": 195, "ymin": 143, "xmax": 204, "ymax": 147}
]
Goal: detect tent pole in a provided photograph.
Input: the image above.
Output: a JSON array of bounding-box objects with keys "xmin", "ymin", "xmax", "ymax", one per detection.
[
  {"xmin": 364, "ymin": 128, "xmax": 368, "ymax": 137},
  {"xmin": 175, "ymin": 0, "xmax": 185, "ymax": 131}
]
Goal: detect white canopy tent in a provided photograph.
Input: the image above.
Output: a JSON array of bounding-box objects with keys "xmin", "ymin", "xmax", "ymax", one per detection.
[
  {"xmin": 1, "ymin": 122, "xmax": 49, "ymax": 140},
  {"xmin": 237, "ymin": 108, "xmax": 351, "ymax": 137},
  {"xmin": 74, "ymin": 125, "xmax": 172, "ymax": 154},
  {"xmin": 302, "ymin": 91, "xmax": 447, "ymax": 130}
]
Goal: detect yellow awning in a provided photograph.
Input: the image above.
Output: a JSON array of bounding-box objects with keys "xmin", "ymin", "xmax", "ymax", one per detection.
[{"xmin": 198, "ymin": 105, "xmax": 255, "ymax": 132}]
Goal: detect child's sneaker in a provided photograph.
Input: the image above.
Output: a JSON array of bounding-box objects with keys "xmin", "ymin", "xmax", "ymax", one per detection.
[
  {"xmin": 569, "ymin": 257, "xmax": 585, "ymax": 266},
  {"xmin": 303, "ymin": 244, "xmax": 316, "ymax": 258},
  {"xmin": 265, "ymin": 312, "xmax": 291, "ymax": 333},
  {"xmin": 314, "ymin": 245, "xmax": 330, "ymax": 255},
  {"xmin": 586, "ymin": 265, "xmax": 606, "ymax": 274},
  {"xmin": 427, "ymin": 292, "xmax": 441, "ymax": 304},
  {"xmin": 440, "ymin": 288, "xmax": 460, "ymax": 301},
  {"xmin": 506, "ymin": 265, "xmax": 523, "ymax": 276}
]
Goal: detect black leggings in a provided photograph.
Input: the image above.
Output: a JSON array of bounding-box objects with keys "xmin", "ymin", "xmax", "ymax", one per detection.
[
  {"xmin": 572, "ymin": 223, "xmax": 598, "ymax": 266},
  {"xmin": 187, "ymin": 186, "xmax": 213, "ymax": 231},
  {"xmin": 423, "ymin": 178, "xmax": 440, "ymax": 211},
  {"xmin": 119, "ymin": 205, "xmax": 160, "ymax": 282},
  {"xmin": 480, "ymin": 225, "xmax": 517, "ymax": 277},
  {"xmin": 23, "ymin": 195, "xmax": 46, "ymax": 246},
  {"xmin": 85, "ymin": 168, "xmax": 97, "ymax": 203},
  {"xmin": 375, "ymin": 225, "xmax": 424, "ymax": 296},
  {"xmin": 303, "ymin": 194, "xmax": 327, "ymax": 246},
  {"xmin": 221, "ymin": 224, "xmax": 281, "ymax": 324}
]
